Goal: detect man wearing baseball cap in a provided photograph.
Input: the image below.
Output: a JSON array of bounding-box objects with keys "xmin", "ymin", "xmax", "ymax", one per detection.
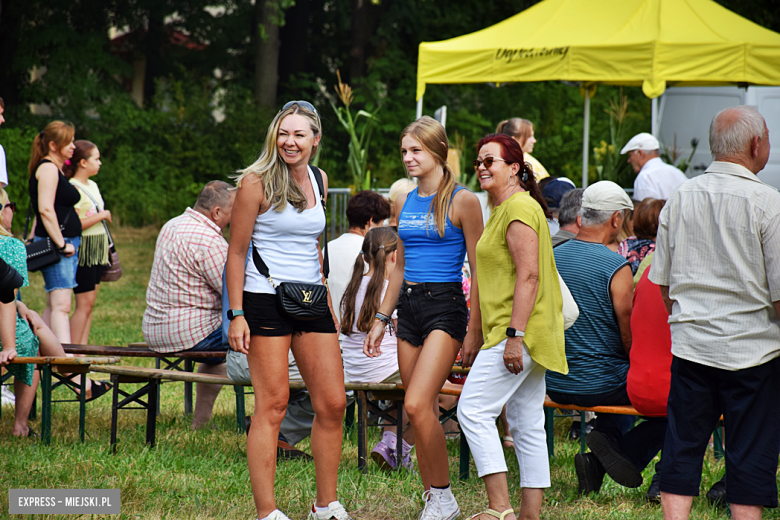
[
  {"xmin": 621, "ymin": 133, "xmax": 687, "ymax": 202},
  {"xmin": 547, "ymin": 181, "xmax": 667, "ymax": 496}
]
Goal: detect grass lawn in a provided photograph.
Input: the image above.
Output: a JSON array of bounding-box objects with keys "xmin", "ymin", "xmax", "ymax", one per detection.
[{"xmin": 0, "ymin": 227, "xmax": 746, "ymax": 519}]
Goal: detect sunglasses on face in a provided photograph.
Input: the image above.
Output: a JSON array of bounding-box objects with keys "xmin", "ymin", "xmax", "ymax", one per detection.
[
  {"xmin": 472, "ymin": 157, "xmax": 509, "ymax": 171},
  {"xmin": 3, "ymin": 202, "xmax": 16, "ymax": 213},
  {"xmin": 283, "ymin": 100, "xmax": 319, "ymax": 116}
]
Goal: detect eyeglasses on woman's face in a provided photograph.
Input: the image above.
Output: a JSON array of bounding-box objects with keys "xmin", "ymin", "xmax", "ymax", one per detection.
[
  {"xmin": 3, "ymin": 202, "xmax": 16, "ymax": 213},
  {"xmin": 472, "ymin": 157, "xmax": 508, "ymax": 171}
]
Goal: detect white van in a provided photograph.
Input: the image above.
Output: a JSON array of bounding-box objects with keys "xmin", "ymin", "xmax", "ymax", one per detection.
[{"xmin": 658, "ymin": 86, "xmax": 780, "ymax": 189}]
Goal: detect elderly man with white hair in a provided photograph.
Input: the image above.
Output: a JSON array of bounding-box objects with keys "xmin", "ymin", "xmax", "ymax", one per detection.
[
  {"xmin": 651, "ymin": 106, "xmax": 780, "ymax": 520},
  {"xmin": 621, "ymin": 133, "xmax": 688, "ymax": 201}
]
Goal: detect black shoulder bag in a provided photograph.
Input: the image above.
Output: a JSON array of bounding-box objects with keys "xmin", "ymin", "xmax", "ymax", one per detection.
[
  {"xmin": 252, "ymin": 166, "xmax": 331, "ymax": 320},
  {"xmin": 24, "ymin": 206, "xmax": 74, "ymax": 273}
]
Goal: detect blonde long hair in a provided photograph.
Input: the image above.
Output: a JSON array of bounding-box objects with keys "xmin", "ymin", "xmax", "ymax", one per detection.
[
  {"xmin": 496, "ymin": 118, "xmax": 534, "ymax": 150},
  {"xmin": 28, "ymin": 121, "xmax": 75, "ymax": 176},
  {"xmin": 339, "ymin": 227, "xmax": 398, "ymax": 336},
  {"xmin": 234, "ymin": 103, "xmax": 322, "ymax": 213},
  {"xmin": 0, "ymin": 188, "xmax": 13, "ymax": 237},
  {"xmin": 400, "ymin": 116, "xmax": 457, "ymax": 238}
]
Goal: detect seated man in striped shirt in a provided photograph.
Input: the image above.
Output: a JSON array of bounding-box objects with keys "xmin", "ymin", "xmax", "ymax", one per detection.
[
  {"xmin": 546, "ymin": 181, "xmax": 667, "ymax": 496},
  {"xmin": 143, "ymin": 181, "xmax": 235, "ymax": 429}
]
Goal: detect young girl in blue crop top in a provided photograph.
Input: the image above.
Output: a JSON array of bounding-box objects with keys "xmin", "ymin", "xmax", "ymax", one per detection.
[{"xmin": 365, "ymin": 116, "xmax": 484, "ymax": 520}]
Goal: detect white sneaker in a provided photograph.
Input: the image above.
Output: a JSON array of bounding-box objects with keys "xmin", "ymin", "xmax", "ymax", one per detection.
[
  {"xmin": 418, "ymin": 488, "xmax": 460, "ymax": 520},
  {"xmin": 307, "ymin": 501, "xmax": 353, "ymax": 520},
  {"xmin": 260, "ymin": 510, "xmax": 292, "ymax": 520},
  {"xmin": 1, "ymin": 386, "xmax": 15, "ymax": 406}
]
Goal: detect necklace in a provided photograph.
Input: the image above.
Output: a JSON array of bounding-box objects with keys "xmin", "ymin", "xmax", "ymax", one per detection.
[{"xmin": 418, "ymin": 189, "xmax": 437, "ymax": 197}]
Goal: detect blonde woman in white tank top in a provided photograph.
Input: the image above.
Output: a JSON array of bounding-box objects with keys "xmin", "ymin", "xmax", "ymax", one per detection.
[{"xmin": 225, "ymin": 102, "xmax": 352, "ymax": 520}]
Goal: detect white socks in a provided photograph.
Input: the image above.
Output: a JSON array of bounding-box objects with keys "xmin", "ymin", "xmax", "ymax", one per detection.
[
  {"xmin": 382, "ymin": 431, "xmax": 398, "ymax": 450},
  {"xmin": 382, "ymin": 431, "xmax": 414, "ymax": 457}
]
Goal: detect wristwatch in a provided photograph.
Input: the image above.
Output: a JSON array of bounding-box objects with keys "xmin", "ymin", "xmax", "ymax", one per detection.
[
  {"xmin": 227, "ymin": 309, "xmax": 245, "ymax": 321},
  {"xmin": 506, "ymin": 327, "xmax": 525, "ymax": 338}
]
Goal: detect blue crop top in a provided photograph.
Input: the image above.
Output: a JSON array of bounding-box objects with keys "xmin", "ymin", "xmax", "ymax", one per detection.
[{"xmin": 398, "ymin": 186, "xmax": 468, "ymax": 283}]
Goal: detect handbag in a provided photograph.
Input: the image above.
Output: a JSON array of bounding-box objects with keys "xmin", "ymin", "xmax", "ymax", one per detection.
[
  {"xmin": 252, "ymin": 166, "xmax": 330, "ymax": 321},
  {"xmin": 24, "ymin": 206, "xmax": 74, "ymax": 272},
  {"xmin": 73, "ymin": 184, "xmax": 122, "ymax": 282}
]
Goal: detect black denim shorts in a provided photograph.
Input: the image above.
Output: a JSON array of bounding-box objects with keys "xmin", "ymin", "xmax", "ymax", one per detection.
[
  {"xmin": 243, "ymin": 291, "xmax": 337, "ymax": 336},
  {"xmin": 396, "ymin": 281, "xmax": 468, "ymax": 347}
]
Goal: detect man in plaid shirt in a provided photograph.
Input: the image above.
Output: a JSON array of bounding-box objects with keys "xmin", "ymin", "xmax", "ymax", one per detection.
[{"xmin": 143, "ymin": 181, "xmax": 235, "ymax": 429}]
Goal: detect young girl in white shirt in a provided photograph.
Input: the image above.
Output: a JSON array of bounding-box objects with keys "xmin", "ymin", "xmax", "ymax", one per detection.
[{"xmin": 339, "ymin": 226, "xmax": 415, "ymax": 471}]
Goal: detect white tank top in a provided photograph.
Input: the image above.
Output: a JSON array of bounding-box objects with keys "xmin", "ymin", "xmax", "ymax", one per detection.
[{"xmin": 243, "ymin": 166, "xmax": 325, "ymax": 294}]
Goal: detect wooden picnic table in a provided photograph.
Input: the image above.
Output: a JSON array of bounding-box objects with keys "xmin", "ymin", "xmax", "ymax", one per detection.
[
  {"xmin": 63, "ymin": 343, "xmax": 227, "ymax": 415},
  {"xmin": 8, "ymin": 356, "xmax": 119, "ymax": 444}
]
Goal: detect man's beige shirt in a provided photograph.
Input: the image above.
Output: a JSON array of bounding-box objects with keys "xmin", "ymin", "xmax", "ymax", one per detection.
[{"xmin": 649, "ymin": 161, "xmax": 780, "ymax": 370}]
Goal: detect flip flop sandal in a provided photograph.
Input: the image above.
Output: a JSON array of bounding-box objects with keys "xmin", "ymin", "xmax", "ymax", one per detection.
[
  {"xmin": 468, "ymin": 508, "xmax": 515, "ymax": 519},
  {"xmin": 502, "ymin": 435, "xmax": 514, "ymax": 449},
  {"xmin": 89, "ymin": 381, "xmax": 112, "ymax": 402},
  {"xmin": 71, "ymin": 380, "xmax": 112, "ymax": 402}
]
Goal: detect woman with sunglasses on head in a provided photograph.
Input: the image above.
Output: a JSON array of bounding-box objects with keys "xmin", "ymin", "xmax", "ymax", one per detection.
[
  {"xmin": 456, "ymin": 134, "xmax": 567, "ymax": 520},
  {"xmin": 365, "ymin": 116, "xmax": 484, "ymax": 520},
  {"xmin": 0, "ymin": 187, "xmax": 109, "ymax": 437},
  {"xmin": 226, "ymin": 101, "xmax": 352, "ymax": 520},
  {"xmin": 28, "ymin": 121, "xmax": 81, "ymax": 344},
  {"xmin": 64, "ymin": 140, "xmax": 113, "ymax": 345}
]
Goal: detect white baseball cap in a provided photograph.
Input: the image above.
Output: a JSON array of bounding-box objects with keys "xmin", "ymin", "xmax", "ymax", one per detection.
[
  {"xmin": 620, "ymin": 133, "xmax": 660, "ymax": 154},
  {"xmin": 581, "ymin": 181, "xmax": 634, "ymax": 211}
]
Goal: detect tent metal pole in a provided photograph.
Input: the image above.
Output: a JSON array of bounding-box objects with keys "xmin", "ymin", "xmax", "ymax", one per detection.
[
  {"xmin": 651, "ymin": 97, "xmax": 658, "ymax": 136},
  {"xmin": 416, "ymin": 95, "xmax": 424, "ymax": 119},
  {"xmin": 582, "ymin": 94, "xmax": 590, "ymax": 188}
]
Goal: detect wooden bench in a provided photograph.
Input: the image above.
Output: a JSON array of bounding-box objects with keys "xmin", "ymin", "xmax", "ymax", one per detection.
[
  {"xmin": 90, "ymin": 364, "xmax": 473, "ymax": 477},
  {"xmin": 5, "ymin": 356, "xmax": 119, "ymax": 444},
  {"xmin": 63, "ymin": 343, "xmax": 227, "ymax": 415}
]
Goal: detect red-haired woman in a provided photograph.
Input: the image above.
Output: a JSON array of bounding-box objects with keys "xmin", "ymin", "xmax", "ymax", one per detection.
[{"xmin": 457, "ymin": 134, "xmax": 567, "ymax": 520}]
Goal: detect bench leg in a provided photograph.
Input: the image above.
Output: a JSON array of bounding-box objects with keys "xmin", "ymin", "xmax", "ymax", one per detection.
[
  {"xmin": 154, "ymin": 358, "xmax": 161, "ymax": 416},
  {"xmin": 184, "ymin": 359, "xmax": 193, "ymax": 415},
  {"xmin": 344, "ymin": 398, "xmax": 356, "ymax": 437},
  {"xmin": 396, "ymin": 401, "xmax": 403, "ymax": 472},
  {"xmin": 459, "ymin": 429, "xmax": 470, "ymax": 480},
  {"xmin": 146, "ymin": 379, "xmax": 159, "ymax": 448},
  {"xmin": 357, "ymin": 390, "xmax": 368, "ymax": 474},
  {"xmin": 580, "ymin": 411, "xmax": 586, "ymax": 453},
  {"xmin": 41, "ymin": 364, "xmax": 52, "ymax": 445},
  {"xmin": 110, "ymin": 374, "xmax": 119, "ymax": 455},
  {"xmin": 29, "ymin": 392, "xmax": 37, "ymax": 421},
  {"xmin": 235, "ymin": 385, "xmax": 246, "ymax": 433},
  {"xmin": 544, "ymin": 407, "xmax": 554, "ymax": 458},
  {"xmin": 79, "ymin": 374, "xmax": 87, "ymax": 443}
]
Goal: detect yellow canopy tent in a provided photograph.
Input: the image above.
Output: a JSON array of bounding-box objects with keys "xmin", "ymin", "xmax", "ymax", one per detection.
[{"xmin": 416, "ymin": 0, "xmax": 780, "ymax": 187}]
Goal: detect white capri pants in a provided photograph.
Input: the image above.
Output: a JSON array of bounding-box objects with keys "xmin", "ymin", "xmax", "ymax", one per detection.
[{"xmin": 457, "ymin": 340, "xmax": 550, "ymax": 487}]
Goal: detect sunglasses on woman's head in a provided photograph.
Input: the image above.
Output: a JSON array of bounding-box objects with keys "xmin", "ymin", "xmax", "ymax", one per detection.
[
  {"xmin": 3, "ymin": 202, "xmax": 15, "ymax": 213},
  {"xmin": 472, "ymin": 157, "xmax": 508, "ymax": 170},
  {"xmin": 283, "ymin": 100, "xmax": 319, "ymax": 116}
]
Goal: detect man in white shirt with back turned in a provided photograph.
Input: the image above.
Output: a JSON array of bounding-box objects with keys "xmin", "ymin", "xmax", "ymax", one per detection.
[
  {"xmin": 650, "ymin": 106, "xmax": 780, "ymax": 520},
  {"xmin": 621, "ymin": 133, "xmax": 687, "ymax": 202}
]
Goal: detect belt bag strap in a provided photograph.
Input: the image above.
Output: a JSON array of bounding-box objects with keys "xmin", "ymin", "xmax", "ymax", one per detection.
[{"xmin": 252, "ymin": 165, "xmax": 329, "ymax": 286}]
